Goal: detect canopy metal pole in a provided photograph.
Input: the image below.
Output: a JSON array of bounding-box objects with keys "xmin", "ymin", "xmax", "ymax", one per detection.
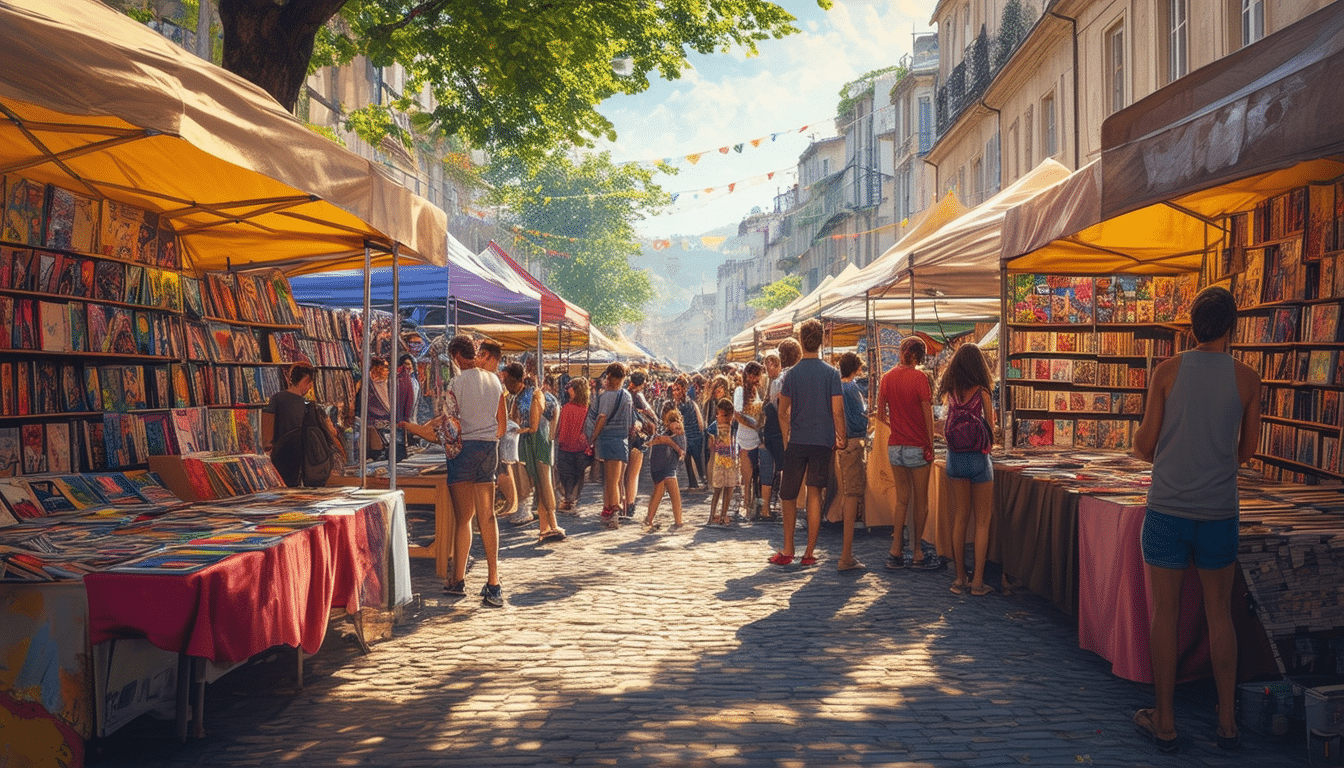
[
  {"xmin": 389, "ymin": 244, "xmax": 400, "ymax": 493},
  {"xmin": 999, "ymin": 262, "xmax": 1009, "ymax": 453},
  {"xmin": 359, "ymin": 243, "xmax": 372, "ymax": 487}
]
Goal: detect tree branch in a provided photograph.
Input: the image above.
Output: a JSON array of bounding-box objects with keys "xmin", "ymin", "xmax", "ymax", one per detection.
[{"xmin": 368, "ymin": 0, "xmax": 452, "ymax": 36}]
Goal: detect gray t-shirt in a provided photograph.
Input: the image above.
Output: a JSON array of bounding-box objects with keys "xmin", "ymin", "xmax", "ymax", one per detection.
[
  {"xmin": 779, "ymin": 357, "xmax": 842, "ymax": 447},
  {"xmin": 450, "ymin": 368, "xmax": 503, "ymax": 441},
  {"xmin": 1147, "ymin": 351, "xmax": 1242, "ymax": 520}
]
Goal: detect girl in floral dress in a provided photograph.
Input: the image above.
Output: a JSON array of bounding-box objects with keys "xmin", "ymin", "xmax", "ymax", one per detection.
[{"xmin": 707, "ymin": 398, "xmax": 740, "ymax": 525}]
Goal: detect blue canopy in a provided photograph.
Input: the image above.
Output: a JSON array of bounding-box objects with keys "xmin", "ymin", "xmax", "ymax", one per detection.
[{"xmin": 290, "ymin": 235, "xmax": 541, "ymax": 325}]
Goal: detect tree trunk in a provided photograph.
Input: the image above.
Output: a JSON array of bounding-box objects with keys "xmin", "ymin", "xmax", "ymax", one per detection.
[{"xmin": 217, "ymin": 0, "xmax": 347, "ymax": 111}]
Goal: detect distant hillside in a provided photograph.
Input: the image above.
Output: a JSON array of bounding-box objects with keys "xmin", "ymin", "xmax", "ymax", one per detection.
[{"xmin": 641, "ymin": 222, "xmax": 751, "ymax": 319}]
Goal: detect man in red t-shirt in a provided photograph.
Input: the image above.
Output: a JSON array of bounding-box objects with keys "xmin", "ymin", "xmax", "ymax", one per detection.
[{"xmin": 876, "ymin": 337, "xmax": 944, "ymax": 571}]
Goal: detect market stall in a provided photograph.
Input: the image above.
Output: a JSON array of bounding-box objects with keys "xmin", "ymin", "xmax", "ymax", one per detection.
[
  {"xmin": 995, "ymin": 1, "xmax": 1344, "ymax": 686},
  {"xmin": 0, "ymin": 0, "xmax": 442, "ymax": 762}
]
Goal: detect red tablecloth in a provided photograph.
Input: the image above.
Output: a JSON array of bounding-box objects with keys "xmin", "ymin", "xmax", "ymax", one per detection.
[
  {"xmin": 84, "ymin": 499, "xmax": 390, "ymax": 664},
  {"xmin": 1077, "ymin": 495, "xmax": 1276, "ymax": 683}
]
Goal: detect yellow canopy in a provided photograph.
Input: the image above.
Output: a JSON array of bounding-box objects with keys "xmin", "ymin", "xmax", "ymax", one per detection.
[{"xmin": 0, "ymin": 0, "xmax": 446, "ymax": 273}]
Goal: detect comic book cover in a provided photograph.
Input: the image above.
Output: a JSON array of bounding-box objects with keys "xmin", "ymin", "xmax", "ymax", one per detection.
[
  {"xmin": 1073, "ymin": 360, "xmax": 1097, "ymax": 386},
  {"xmin": 20, "ymin": 423, "xmax": 46, "ymax": 474},
  {"xmin": 3, "ymin": 175, "xmax": 47, "ymax": 246},
  {"xmin": 1134, "ymin": 276, "xmax": 1154, "ymax": 323},
  {"xmin": 45, "ymin": 186, "xmax": 98, "ymax": 253},
  {"xmin": 44, "ymin": 424, "xmax": 71, "ymax": 475},
  {"xmin": 1053, "ymin": 420, "xmax": 1074, "ymax": 447},
  {"xmin": 157, "ymin": 225, "xmax": 180, "ymax": 269},
  {"xmin": 0, "ymin": 428, "xmax": 19, "ymax": 478},
  {"xmin": 1153, "ymin": 276, "xmax": 1175, "ymax": 322},
  {"xmin": 1049, "ymin": 359, "xmax": 1073, "ymax": 382},
  {"xmin": 1173, "ymin": 272, "xmax": 1199, "ymax": 322},
  {"xmin": 1073, "ymin": 419, "xmax": 1097, "ymax": 448},
  {"xmin": 101, "ymin": 199, "xmax": 143, "ymax": 260},
  {"xmin": 1014, "ymin": 419, "xmax": 1054, "ymax": 448}
]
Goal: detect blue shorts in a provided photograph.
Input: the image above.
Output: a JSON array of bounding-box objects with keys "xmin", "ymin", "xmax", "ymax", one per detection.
[
  {"xmin": 1141, "ymin": 508, "xmax": 1239, "ymax": 570},
  {"xmin": 651, "ymin": 464, "xmax": 678, "ymax": 484},
  {"xmin": 759, "ymin": 445, "xmax": 777, "ymax": 486},
  {"xmin": 888, "ymin": 445, "xmax": 928, "ymax": 468},
  {"xmin": 945, "ymin": 451, "xmax": 992, "ymax": 484},
  {"xmin": 448, "ymin": 440, "xmax": 498, "ymax": 485},
  {"xmin": 595, "ymin": 433, "xmax": 629, "ymax": 463}
]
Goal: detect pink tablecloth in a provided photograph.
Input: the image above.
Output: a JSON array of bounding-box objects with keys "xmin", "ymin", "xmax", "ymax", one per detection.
[
  {"xmin": 84, "ymin": 498, "xmax": 390, "ymax": 664},
  {"xmin": 1077, "ymin": 495, "xmax": 1276, "ymax": 683}
]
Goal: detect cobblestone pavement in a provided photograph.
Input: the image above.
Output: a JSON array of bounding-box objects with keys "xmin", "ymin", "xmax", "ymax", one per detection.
[{"xmin": 93, "ymin": 482, "xmax": 1306, "ymax": 767}]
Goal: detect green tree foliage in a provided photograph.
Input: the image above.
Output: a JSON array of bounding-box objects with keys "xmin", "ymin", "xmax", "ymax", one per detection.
[
  {"xmin": 486, "ymin": 149, "xmax": 669, "ymax": 326},
  {"xmin": 994, "ymin": 0, "xmax": 1035, "ymax": 70},
  {"xmin": 747, "ymin": 275, "xmax": 802, "ymax": 311},
  {"xmin": 215, "ymin": 0, "xmax": 827, "ymax": 159}
]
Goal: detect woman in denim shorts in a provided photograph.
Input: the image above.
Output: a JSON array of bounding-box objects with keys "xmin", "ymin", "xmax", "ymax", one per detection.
[
  {"xmin": 877, "ymin": 337, "xmax": 942, "ymax": 571},
  {"xmin": 937, "ymin": 343, "xmax": 996, "ymax": 596}
]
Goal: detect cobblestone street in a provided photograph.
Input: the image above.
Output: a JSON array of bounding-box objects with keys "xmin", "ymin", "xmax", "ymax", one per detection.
[{"xmin": 93, "ymin": 486, "xmax": 1302, "ymax": 767}]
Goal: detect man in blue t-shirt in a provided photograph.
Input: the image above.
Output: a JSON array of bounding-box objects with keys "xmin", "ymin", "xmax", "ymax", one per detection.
[{"xmin": 769, "ymin": 319, "xmax": 844, "ymax": 567}]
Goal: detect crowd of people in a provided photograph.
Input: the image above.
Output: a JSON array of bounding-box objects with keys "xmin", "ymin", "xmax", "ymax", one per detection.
[{"xmin": 380, "ymin": 319, "xmax": 999, "ymax": 608}]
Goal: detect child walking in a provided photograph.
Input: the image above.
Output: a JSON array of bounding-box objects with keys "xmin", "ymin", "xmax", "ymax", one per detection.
[
  {"xmin": 643, "ymin": 407, "xmax": 687, "ymax": 531},
  {"xmin": 707, "ymin": 398, "xmax": 740, "ymax": 525}
]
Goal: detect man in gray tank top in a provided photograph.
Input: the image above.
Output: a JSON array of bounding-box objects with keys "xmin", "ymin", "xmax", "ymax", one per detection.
[{"xmin": 1131, "ymin": 286, "xmax": 1261, "ymax": 753}]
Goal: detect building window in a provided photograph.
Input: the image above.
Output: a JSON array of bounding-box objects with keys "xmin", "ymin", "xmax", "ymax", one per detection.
[
  {"xmin": 1024, "ymin": 105, "xmax": 1034, "ymax": 169},
  {"xmin": 917, "ymin": 96, "xmax": 932, "ymax": 153},
  {"xmin": 1105, "ymin": 20, "xmax": 1126, "ymax": 115},
  {"xmin": 1242, "ymin": 0, "xmax": 1264, "ymax": 45},
  {"xmin": 963, "ymin": 3, "xmax": 971, "ymax": 57},
  {"xmin": 971, "ymin": 157, "xmax": 983, "ymax": 205},
  {"xmin": 1041, "ymin": 94, "xmax": 1055, "ymax": 158},
  {"xmin": 1167, "ymin": 0, "xmax": 1188, "ymax": 83},
  {"xmin": 1008, "ymin": 122, "xmax": 1019, "ymax": 180}
]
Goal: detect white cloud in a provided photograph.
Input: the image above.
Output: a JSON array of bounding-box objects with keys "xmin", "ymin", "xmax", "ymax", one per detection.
[{"xmin": 598, "ymin": 0, "xmax": 930, "ymax": 237}]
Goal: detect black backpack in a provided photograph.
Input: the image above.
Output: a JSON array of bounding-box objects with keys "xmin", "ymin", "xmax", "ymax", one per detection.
[{"xmin": 274, "ymin": 402, "xmax": 337, "ymax": 487}]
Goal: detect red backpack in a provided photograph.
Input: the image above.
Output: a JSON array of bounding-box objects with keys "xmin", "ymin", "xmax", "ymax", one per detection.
[{"xmin": 945, "ymin": 388, "xmax": 991, "ymax": 453}]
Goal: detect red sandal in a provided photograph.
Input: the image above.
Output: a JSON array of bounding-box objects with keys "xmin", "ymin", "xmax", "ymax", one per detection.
[{"xmin": 768, "ymin": 552, "xmax": 793, "ymax": 566}]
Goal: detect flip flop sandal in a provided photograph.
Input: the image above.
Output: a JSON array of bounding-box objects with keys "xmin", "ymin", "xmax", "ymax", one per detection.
[
  {"xmin": 1133, "ymin": 709, "xmax": 1179, "ymax": 753},
  {"xmin": 799, "ymin": 555, "xmax": 818, "ymax": 567},
  {"xmin": 768, "ymin": 552, "xmax": 793, "ymax": 566},
  {"xmin": 836, "ymin": 558, "xmax": 863, "ymax": 571},
  {"xmin": 970, "ymin": 584, "xmax": 994, "ymax": 596},
  {"xmin": 949, "ymin": 581, "xmax": 967, "ymax": 595}
]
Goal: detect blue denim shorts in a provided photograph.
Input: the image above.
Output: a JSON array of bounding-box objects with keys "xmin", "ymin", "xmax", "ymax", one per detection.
[
  {"xmin": 759, "ymin": 445, "xmax": 777, "ymax": 486},
  {"xmin": 945, "ymin": 451, "xmax": 993, "ymax": 484},
  {"xmin": 448, "ymin": 440, "xmax": 498, "ymax": 485},
  {"xmin": 1141, "ymin": 508, "xmax": 1238, "ymax": 570},
  {"xmin": 888, "ymin": 445, "xmax": 928, "ymax": 468},
  {"xmin": 595, "ymin": 433, "xmax": 629, "ymax": 463}
]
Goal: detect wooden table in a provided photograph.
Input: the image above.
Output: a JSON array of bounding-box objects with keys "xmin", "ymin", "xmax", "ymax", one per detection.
[{"xmin": 333, "ymin": 474, "xmax": 453, "ymax": 578}]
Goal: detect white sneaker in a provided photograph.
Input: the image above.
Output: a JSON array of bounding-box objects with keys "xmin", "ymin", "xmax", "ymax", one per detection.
[{"xmin": 507, "ymin": 509, "xmax": 534, "ymax": 526}]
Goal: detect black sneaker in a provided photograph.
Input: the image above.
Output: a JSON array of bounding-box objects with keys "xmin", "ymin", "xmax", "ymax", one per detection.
[
  {"xmin": 480, "ymin": 583, "xmax": 504, "ymax": 608},
  {"xmin": 443, "ymin": 579, "xmax": 466, "ymax": 596}
]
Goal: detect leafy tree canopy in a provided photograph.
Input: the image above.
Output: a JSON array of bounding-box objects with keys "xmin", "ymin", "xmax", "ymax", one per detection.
[
  {"xmin": 485, "ymin": 148, "xmax": 669, "ymax": 326},
  {"xmin": 747, "ymin": 275, "xmax": 802, "ymax": 311},
  {"xmin": 216, "ymin": 0, "xmax": 828, "ymax": 159}
]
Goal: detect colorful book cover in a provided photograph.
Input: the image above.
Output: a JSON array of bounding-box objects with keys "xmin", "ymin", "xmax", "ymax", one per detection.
[
  {"xmin": 44, "ymin": 424, "xmax": 71, "ymax": 474},
  {"xmin": 150, "ymin": 366, "xmax": 170, "ymax": 410},
  {"xmin": 1173, "ymin": 272, "xmax": 1199, "ymax": 322},
  {"xmin": 104, "ymin": 307, "xmax": 137, "ymax": 355},
  {"xmin": 1053, "ymin": 419, "xmax": 1074, "ymax": 447},
  {"xmin": 1134, "ymin": 276, "xmax": 1154, "ymax": 323},
  {"xmin": 1122, "ymin": 393, "xmax": 1145, "ymax": 414},
  {"xmin": 1048, "ymin": 359, "xmax": 1073, "ymax": 382},
  {"xmin": 54, "ymin": 475, "xmax": 106, "ymax": 509},
  {"xmin": 45, "ymin": 186, "xmax": 99, "ymax": 253},
  {"xmin": 1073, "ymin": 360, "xmax": 1097, "ymax": 386},
  {"xmin": 100, "ymin": 366, "xmax": 125, "ymax": 413},
  {"xmin": 124, "ymin": 264, "xmax": 144, "ymax": 305},
  {"xmin": 121, "ymin": 366, "xmax": 148, "ymax": 410},
  {"xmin": 1069, "ymin": 392, "xmax": 1087, "ymax": 412},
  {"xmin": 207, "ymin": 408, "xmax": 238, "ymax": 452},
  {"xmin": 20, "ymin": 423, "xmax": 46, "ymax": 474},
  {"xmin": 0, "ymin": 245, "xmax": 13, "ymax": 288},
  {"xmin": 208, "ymin": 323, "xmax": 236, "ymax": 362},
  {"xmin": 234, "ymin": 408, "xmax": 260, "ymax": 453},
  {"xmin": 1309, "ymin": 304, "xmax": 1340, "ymax": 343},
  {"xmin": 269, "ymin": 270, "xmax": 301, "ymax": 325},
  {"xmin": 205, "ymin": 272, "xmax": 239, "ymax": 319},
  {"xmin": 159, "ymin": 269, "xmax": 182, "ymax": 312},
  {"xmin": 31, "ymin": 360, "xmax": 58, "ymax": 415},
  {"xmin": 1153, "ymin": 276, "xmax": 1175, "ymax": 322},
  {"xmin": 109, "ymin": 551, "xmax": 230, "ymax": 574},
  {"xmin": 171, "ymin": 407, "xmax": 208, "ymax": 454},
  {"xmin": 142, "ymin": 413, "xmax": 174, "ymax": 456},
  {"xmin": 1307, "ymin": 350, "xmax": 1337, "ymax": 385},
  {"xmin": 134, "ymin": 212, "xmax": 159, "ymax": 266},
  {"xmin": 1073, "ymin": 419, "xmax": 1098, "ymax": 448},
  {"xmin": 185, "ymin": 322, "xmax": 211, "ymax": 361},
  {"xmin": 38, "ymin": 301, "xmax": 70, "ymax": 352},
  {"xmin": 67, "ymin": 302, "xmax": 87, "ymax": 352},
  {"xmin": 36, "ymin": 251, "xmax": 57, "ymax": 293},
  {"xmin": 12, "ymin": 298, "xmax": 38, "ymax": 349},
  {"xmin": 1052, "ymin": 332, "xmax": 1075, "ymax": 353},
  {"xmin": 15, "ymin": 361, "xmax": 30, "ymax": 415},
  {"xmin": 133, "ymin": 311, "xmax": 155, "ymax": 356},
  {"xmin": 157, "ymin": 226, "xmax": 180, "ymax": 269},
  {"xmin": 1089, "ymin": 393, "xmax": 1113, "ymax": 413},
  {"xmin": 235, "ymin": 274, "xmax": 264, "ymax": 323},
  {"xmin": 3, "ymin": 175, "xmax": 47, "ymax": 245},
  {"xmin": 0, "ymin": 428, "xmax": 18, "ymax": 477},
  {"xmin": 100, "ymin": 199, "xmax": 143, "ymax": 260},
  {"xmin": 87, "ymin": 473, "xmax": 149, "ymax": 508},
  {"xmin": 0, "ymin": 296, "xmax": 11, "ymax": 350},
  {"xmin": 1096, "ymin": 276, "xmax": 1118, "ymax": 322},
  {"xmin": 170, "ymin": 364, "xmax": 192, "ymax": 408},
  {"xmin": 84, "ymin": 421, "xmax": 106, "ymax": 471},
  {"xmin": 1051, "ymin": 391, "xmax": 1070, "ymax": 412},
  {"xmin": 1015, "ymin": 419, "xmax": 1054, "ymax": 448},
  {"xmin": 92, "ymin": 259, "xmax": 125, "ymax": 302},
  {"xmin": 0, "ymin": 479, "xmax": 43, "ymax": 518},
  {"xmin": 181, "ymin": 277, "xmax": 205, "ymax": 319},
  {"xmin": 60, "ymin": 364, "xmax": 86, "ymax": 412},
  {"xmin": 9, "ymin": 246, "xmax": 37, "ymax": 291}
]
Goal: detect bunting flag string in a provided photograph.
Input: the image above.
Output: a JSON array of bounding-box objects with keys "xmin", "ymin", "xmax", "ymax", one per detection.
[{"xmin": 618, "ymin": 120, "xmax": 827, "ymax": 171}]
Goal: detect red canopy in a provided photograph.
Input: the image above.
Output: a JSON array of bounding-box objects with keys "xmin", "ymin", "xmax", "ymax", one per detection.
[{"xmin": 487, "ymin": 241, "xmax": 590, "ymax": 329}]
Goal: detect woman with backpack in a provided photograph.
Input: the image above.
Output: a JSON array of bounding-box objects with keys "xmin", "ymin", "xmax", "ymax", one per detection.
[
  {"xmin": 937, "ymin": 343, "xmax": 997, "ymax": 596},
  {"xmin": 514, "ymin": 371, "xmax": 564, "ymax": 543}
]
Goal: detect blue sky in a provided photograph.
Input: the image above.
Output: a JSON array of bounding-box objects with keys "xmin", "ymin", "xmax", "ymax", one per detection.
[{"xmin": 597, "ymin": 0, "xmax": 934, "ymax": 239}]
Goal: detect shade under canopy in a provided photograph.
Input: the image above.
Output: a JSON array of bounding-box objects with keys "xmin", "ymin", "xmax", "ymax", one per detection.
[{"xmin": 0, "ymin": 0, "xmax": 446, "ymax": 272}]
